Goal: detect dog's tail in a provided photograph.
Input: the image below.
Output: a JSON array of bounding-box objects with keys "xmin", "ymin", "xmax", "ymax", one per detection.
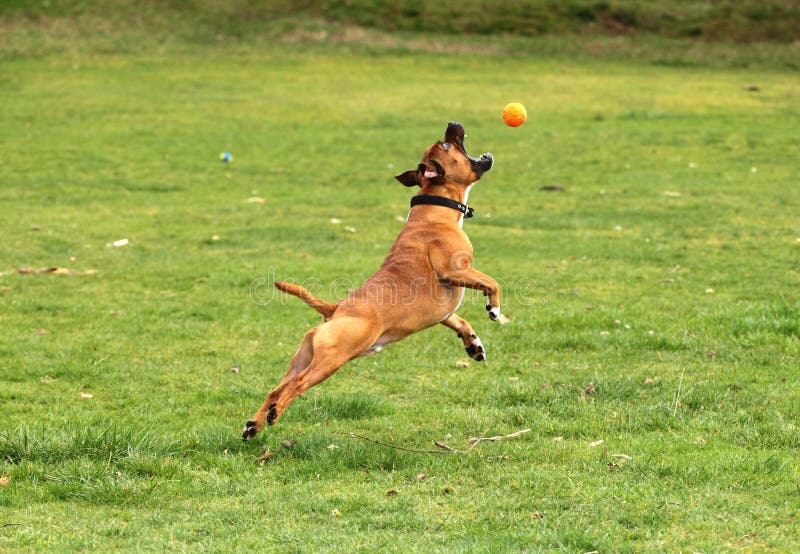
[{"xmin": 275, "ymin": 281, "xmax": 337, "ymax": 319}]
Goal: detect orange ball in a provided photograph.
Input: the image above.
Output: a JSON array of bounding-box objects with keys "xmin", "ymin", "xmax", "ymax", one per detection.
[{"xmin": 502, "ymin": 102, "xmax": 527, "ymax": 127}]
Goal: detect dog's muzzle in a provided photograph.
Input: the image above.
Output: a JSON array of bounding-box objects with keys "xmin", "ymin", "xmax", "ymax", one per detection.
[{"xmin": 471, "ymin": 152, "xmax": 493, "ymax": 178}]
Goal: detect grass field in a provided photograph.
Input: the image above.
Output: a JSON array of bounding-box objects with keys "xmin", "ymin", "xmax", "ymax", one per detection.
[{"xmin": 2, "ymin": 12, "xmax": 800, "ymax": 553}]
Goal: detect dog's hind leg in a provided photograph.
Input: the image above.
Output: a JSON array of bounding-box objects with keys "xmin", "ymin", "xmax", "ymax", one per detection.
[
  {"xmin": 243, "ymin": 318, "xmax": 378, "ymax": 440},
  {"xmin": 265, "ymin": 317, "xmax": 378, "ymax": 427},
  {"xmin": 441, "ymin": 313, "xmax": 485, "ymax": 361},
  {"xmin": 243, "ymin": 328, "xmax": 317, "ymax": 441}
]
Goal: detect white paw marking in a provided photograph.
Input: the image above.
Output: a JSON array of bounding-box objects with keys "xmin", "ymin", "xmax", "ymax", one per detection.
[
  {"xmin": 488, "ymin": 307, "xmax": 500, "ymax": 321},
  {"xmin": 474, "ymin": 337, "xmax": 486, "ymax": 361}
]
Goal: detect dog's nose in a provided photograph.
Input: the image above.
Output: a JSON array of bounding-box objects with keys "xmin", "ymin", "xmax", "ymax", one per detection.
[{"xmin": 472, "ymin": 152, "xmax": 493, "ymax": 177}]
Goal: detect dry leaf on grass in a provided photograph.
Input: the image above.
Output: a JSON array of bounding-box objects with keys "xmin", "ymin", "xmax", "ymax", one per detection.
[
  {"xmin": 18, "ymin": 267, "xmax": 97, "ymax": 276},
  {"xmin": 0, "ymin": 476, "xmax": 9, "ymax": 486},
  {"xmin": 256, "ymin": 450, "xmax": 273, "ymax": 464}
]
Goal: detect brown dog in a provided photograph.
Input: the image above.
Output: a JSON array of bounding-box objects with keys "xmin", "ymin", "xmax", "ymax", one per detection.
[{"xmin": 243, "ymin": 122, "xmax": 501, "ymax": 440}]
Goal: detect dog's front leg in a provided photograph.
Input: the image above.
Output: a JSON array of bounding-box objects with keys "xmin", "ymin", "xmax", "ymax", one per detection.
[
  {"xmin": 439, "ymin": 270, "xmax": 502, "ymax": 321},
  {"xmin": 441, "ymin": 313, "xmax": 486, "ymax": 361},
  {"xmin": 431, "ymin": 249, "xmax": 502, "ymax": 321}
]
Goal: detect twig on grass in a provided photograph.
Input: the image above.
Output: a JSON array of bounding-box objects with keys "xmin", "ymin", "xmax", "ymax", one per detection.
[
  {"xmin": 434, "ymin": 440, "xmax": 459, "ymax": 452},
  {"xmin": 610, "ymin": 453, "xmax": 633, "ymax": 461},
  {"xmin": 339, "ymin": 432, "xmax": 448, "ymax": 454},
  {"xmin": 468, "ymin": 428, "xmax": 531, "ymax": 445},
  {"xmin": 339, "ymin": 429, "xmax": 531, "ymax": 455},
  {"xmin": 1, "ymin": 524, "xmax": 23, "ymax": 529}
]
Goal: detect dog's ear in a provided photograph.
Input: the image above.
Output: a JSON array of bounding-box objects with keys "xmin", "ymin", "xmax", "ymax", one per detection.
[{"xmin": 395, "ymin": 170, "xmax": 421, "ymax": 187}]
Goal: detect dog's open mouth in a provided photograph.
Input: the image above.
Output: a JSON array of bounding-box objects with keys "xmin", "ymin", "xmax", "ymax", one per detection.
[
  {"xmin": 419, "ymin": 160, "xmax": 444, "ymax": 180},
  {"xmin": 445, "ymin": 122, "xmax": 493, "ymax": 178}
]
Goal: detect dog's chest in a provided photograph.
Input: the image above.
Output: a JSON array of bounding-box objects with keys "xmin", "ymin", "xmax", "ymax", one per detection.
[
  {"xmin": 458, "ymin": 185, "xmax": 473, "ymax": 229},
  {"xmin": 454, "ymin": 286, "xmax": 467, "ymax": 311}
]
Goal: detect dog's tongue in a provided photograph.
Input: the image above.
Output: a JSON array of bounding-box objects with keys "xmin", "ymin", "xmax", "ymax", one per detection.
[{"xmin": 423, "ymin": 168, "xmax": 438, "ymax": 179}]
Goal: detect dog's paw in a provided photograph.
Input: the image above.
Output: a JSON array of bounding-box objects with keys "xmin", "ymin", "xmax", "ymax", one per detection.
[
  {"xmin": 465, "ymin": 333, "xmax": 486, "ymax": 362},
  {"xmin": 242, "ymin": 420, "xmax": 258, "ymax": 442},
  {"xmin": 266, "ymin": 402, "xmax": 278, "ymax": 425},
  {"xmin": 486, "ymin": 304, "xmax": 501, "ymax": 321}
]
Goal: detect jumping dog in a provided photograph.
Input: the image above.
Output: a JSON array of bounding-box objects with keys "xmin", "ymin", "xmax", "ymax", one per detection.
[{"xmin": 243, "ymin": 122, "xmax": 501, "ymax": 440}]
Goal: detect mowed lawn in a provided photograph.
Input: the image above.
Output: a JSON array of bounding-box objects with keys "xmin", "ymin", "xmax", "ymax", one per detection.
[{"xmin": 1, "ymin": 39, "xmax": 799, "ymax": 551}]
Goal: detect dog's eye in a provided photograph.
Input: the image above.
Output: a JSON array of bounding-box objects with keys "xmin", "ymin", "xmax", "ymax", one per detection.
[{"xmin": 442, "ymin": 142, "xmax": 451, "ymax": 151}]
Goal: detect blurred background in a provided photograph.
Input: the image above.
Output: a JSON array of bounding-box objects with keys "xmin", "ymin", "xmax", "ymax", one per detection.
[{"xmin": 3, "ymin": 0, "xmax": 799, "ymax": 58}]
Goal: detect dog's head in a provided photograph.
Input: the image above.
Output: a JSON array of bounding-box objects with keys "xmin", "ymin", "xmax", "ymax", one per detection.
[{"xmin": 395, "ymin": 122, "xmax": 493, "ymax": 188}]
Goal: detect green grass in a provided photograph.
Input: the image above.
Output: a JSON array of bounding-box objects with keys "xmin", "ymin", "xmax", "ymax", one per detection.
[{"xmin": 2, "ymin": 15, "xmax": 800, "ymax": 553}]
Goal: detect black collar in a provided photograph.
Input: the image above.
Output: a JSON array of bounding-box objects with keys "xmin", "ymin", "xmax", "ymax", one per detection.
[{"xmin": 410, "ymin": 195, "xmax": 474, "ymax": 219}]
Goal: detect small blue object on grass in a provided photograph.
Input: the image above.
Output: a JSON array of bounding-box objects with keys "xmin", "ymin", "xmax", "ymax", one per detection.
[{"xmin": 220, "ymin": 152, "xmax": 232, "ymax": 163}]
